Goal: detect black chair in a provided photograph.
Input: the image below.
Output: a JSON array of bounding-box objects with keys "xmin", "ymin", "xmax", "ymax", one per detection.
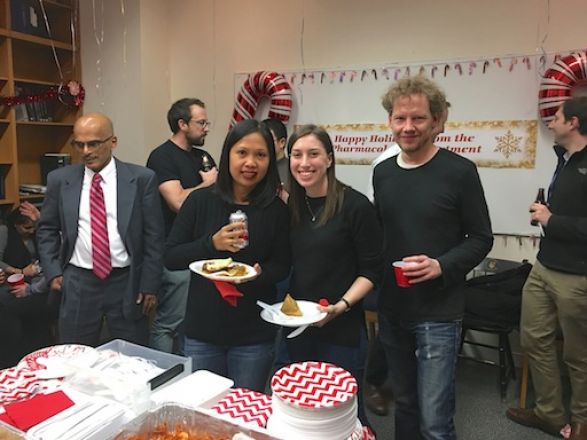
[{"xmin": 459, "ymin": 258, "xmax": 532, "ymax": 399}]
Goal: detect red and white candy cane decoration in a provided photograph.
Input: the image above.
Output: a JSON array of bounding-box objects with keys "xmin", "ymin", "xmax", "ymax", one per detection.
[
  {"xmin": 231, "ymin": 71, "xmax": 292, "ymax": 127},
  {"xmin": 539, "ymin": 51, "xmax": 587, "ymax": 125}
]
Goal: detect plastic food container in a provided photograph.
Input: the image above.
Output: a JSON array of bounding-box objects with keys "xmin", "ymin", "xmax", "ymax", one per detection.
[
  {"xmin": 151, "ymin": 370, "xmax": 233, "ymax": 408},
  {"xmin": 96, "ymin": 339, "xmax": 192, "ymax": 390},
  {"xmin": 113, "ymin": 404, "xmax": 279, "ymax": 440}
]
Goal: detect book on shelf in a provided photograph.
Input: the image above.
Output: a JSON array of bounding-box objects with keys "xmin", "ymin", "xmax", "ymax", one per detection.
[
  {"xmin": 14, "ymin": 86, "xmax": 30, "ymax": 122},
  {"xmin": 10, "ymin": 0, "xmax": 50, "ymax": 38},
  {"xmin": 35, "ymin": 85, "xmax": 53, "ymax": 122},
  {"xmin": 19, "ymin": 183, "xmax": 47, "ymax": 195},
  {"xmin": 15, "ymin": 84, "xmax": 55, "ymax": 122}
]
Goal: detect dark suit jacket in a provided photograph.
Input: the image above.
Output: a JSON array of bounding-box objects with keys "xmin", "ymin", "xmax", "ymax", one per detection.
[{"xmin": 37, "ymin": 158, "xmax": 164, "ymax": 319}]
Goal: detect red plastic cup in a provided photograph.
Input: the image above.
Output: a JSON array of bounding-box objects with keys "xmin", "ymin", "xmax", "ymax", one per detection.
[
  {"xmin": 393, "ymin": 261, "xmax": 413, "ymax": 288},
  {"xmin": 7, "ymin": 273, "xmax": 25, "ymax": 287}
]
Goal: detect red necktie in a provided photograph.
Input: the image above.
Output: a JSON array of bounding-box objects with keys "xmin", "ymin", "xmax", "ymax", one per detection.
[{"xmin": 90, "ymin": 173, "xmax": 112, "ymax": 279}]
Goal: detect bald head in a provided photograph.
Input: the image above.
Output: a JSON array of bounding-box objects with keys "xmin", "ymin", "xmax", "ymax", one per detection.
[
  {"xmin": 72, "ymin": 112, "xmax": 117, "ymax": 172},
  {"xmin": 74, "ymin": 112, "xmax": 114, "ymax": 137}
]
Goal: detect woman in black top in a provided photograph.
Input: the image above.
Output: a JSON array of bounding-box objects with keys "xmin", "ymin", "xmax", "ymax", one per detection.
[
  {"xmin": 286, "ymin": 124, "xmax": 383, "ymax": 427},
  {"xmin": 0, "ymin": 204, "xmax": 55, "ymax": 368},
  {"xmin": 165, "ymin": 120, "xmax": 290, "ymax": 392},
  {"xmin": 0, "ymin": 203, "xmax": 40, "ymax": 277}
]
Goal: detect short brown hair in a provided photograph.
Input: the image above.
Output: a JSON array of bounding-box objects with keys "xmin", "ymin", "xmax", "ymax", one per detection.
[
  {"xmin": 562, "ymin": 96, "xmax": 587, "ymax": 136},
  {"xmin": 381, "ymin": 76, "xmax": 447, "ymax": 119}
]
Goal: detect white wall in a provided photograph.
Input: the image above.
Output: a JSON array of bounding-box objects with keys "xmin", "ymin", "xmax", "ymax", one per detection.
[
  {"xmin": 79, "ymin": 0, "xmax": 169, "ymax": 162},
  {"xmin": 79, "ymin": 0, "xmax": 587, "ymax": 261}
]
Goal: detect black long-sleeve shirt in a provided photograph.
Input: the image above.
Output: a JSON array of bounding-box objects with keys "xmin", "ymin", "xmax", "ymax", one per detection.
[
  {"xmin": 289, "ymin": 187, "xmax": 383, "ymax": 346},
  {"xmin": 539, "ymin": 145, "xmax": 587, "ymax": 274},
  {"xmin": 165, "ymin": 186, "xmax": 290, "ymax": 346},
  {"xmin": 373, "ymin": 149, "xmax": 493, "ymax": 321}
]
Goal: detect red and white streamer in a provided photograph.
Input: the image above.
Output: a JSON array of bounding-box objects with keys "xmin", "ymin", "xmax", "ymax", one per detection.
[
  {"xmin": 230, "ymin": 71, "xmax": 292, "ymax": 127},
  {"xmin": 538, "ymin": 51, "xmax": 587, "ymax": 125}
]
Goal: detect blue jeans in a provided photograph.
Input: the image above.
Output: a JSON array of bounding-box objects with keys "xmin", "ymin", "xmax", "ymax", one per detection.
[
  {"xmin": 379, "ymin": 314, "xmax": 461, "ymax": 440},
  {"xmin": 149, "ymin": 268, "xmax": 190, "ymax": 353},
  {"xmin": 184, "ymin": 337, "xmax": 274, "ymax": 392}
]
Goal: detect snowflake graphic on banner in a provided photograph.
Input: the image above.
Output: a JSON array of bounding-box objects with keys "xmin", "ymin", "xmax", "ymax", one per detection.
[{"xmin": 494, "ymin": 130, "xmax": 522, "ymax": 159}]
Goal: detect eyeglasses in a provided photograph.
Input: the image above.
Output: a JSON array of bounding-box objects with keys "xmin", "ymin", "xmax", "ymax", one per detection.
[
  {"xmin": 189, "ymin": 119, "xmax": 212, "ymax": 129},
  {"xmin": 70, "ymin": 136, "xmax": 113, "ymax": 150}
]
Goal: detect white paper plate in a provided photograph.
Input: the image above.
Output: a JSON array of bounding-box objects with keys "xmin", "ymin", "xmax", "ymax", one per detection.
[
  {"xmin": 260, "ymin": 301, "xmax": 327, "ymax": 327},
  {"xmin": 189, "ymin": 260, "xmax": 257, "ymax": 283},
  {"xmin": 266, "ymin": 415, "xmax": 362, "ymax": 440},
  {"xmin": 18, "ymin": 344, "xmax": 98, "ymax": 371}
]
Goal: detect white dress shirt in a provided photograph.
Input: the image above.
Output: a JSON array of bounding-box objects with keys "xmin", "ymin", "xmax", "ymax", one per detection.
[{"xmin": 70, "ymin": 158, "xmax": 130, "ymax": 269}]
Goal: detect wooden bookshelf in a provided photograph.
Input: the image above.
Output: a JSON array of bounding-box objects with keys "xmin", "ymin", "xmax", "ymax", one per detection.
[{"xmin": 0, "ymin": 0, "xmax": 80, "ymax": 210}]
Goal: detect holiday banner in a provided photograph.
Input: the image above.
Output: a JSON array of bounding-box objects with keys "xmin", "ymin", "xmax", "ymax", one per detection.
[{"xmin": 319, "ymin": 120, "xmax": 537, "ymax": 168}]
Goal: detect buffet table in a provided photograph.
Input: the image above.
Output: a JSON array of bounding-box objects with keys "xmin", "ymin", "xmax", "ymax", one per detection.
[{"xmin": 0, "ymin": 342, "xmax": 375, "ymax": 440}]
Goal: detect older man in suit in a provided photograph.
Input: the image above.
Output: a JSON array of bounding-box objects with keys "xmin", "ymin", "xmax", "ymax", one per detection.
[{"xmin": 37, "ymin": 112, "xmax": 164, "ymax": 346}]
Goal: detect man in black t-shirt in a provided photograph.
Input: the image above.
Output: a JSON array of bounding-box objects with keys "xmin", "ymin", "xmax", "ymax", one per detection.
[
  {"xmin": 147, "ymin": 98, "xmax": 217, "ymax": 353},
  {"xmin": 373, "ymin": 77, "xmax": 492, "ymax": 440}
]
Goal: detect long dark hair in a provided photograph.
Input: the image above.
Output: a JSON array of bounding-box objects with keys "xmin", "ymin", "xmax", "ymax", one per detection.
[
  {"xmin": 287, "ymin": 124, "xmax": 345, "ymax": 226},
  {"xmin": 6, "ymin": 207, "xmax": 33, "ymax": 228},
  {"xmin": 215, "ymin": 119, "xmax": 280, "ymax": 207}
]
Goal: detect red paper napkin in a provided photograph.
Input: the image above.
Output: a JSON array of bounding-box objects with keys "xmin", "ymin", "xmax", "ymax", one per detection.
[
  {"xmin": 0, "ymin": 412, "xmax": 13, "ymax": 426},
  {"xmin": 3, "ymin": 390, "xmax": 74, "ymax": 431},
  {"xmin": 212, "ymin": 280, "xmax": 244, "ymax": 307}
]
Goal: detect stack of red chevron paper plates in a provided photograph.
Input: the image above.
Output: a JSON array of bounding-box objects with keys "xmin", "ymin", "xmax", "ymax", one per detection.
[
  {"xmin": 267, "ymin": 361, "xmax": 360, "ymax": 440},
  {"xmin": 211, "ymin": 388, "xmax": 273, "ymax": 428}
]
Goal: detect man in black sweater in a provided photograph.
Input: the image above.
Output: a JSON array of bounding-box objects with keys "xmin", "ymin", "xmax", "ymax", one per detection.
[
  {"xmin": 373, "ymin": 76, "xmax": 492, "ymax": 440},
  {"xmin": 507, "ymin": 97, "xmax": 587, "ymax": 440}
]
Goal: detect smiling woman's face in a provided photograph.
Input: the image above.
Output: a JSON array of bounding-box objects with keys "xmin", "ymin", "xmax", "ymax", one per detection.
[
  {"xmin": 229, "ymin": 132, "xmax": 270, "ymax": 199},
  {"xmin": 289, "ymin": 134, "xmax": 332, "ymax": 197}
]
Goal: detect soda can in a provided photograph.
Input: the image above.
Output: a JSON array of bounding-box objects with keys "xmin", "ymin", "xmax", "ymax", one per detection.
[{"xmin": 229, "ymin": 210, "xmax": 249, "ymax": 248}]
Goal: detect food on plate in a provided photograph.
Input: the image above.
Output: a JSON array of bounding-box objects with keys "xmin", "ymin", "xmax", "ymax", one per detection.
[
  {"xmin": 224, "ymin": 265, "xmax": 248, "ymax": 277},
  {"xmin": 281, "ymin": 294, "xmax": 303, "ymax": 317},
  {"xmin": 202, "ymin": 258, "xmax": 233, "ymax": 273},
  {"xmin": 201, "ymin": 259, "xmax": 250, "ymax": 278}
]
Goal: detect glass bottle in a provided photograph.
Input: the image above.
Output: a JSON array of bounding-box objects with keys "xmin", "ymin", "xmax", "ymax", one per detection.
[
  {"xmin": 202, "ymin": 155, "xmax": 212, "ymax": 172},
  {"xmin": 530, "ymin": 188, "xmax": 545, "ymax": 226}
]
